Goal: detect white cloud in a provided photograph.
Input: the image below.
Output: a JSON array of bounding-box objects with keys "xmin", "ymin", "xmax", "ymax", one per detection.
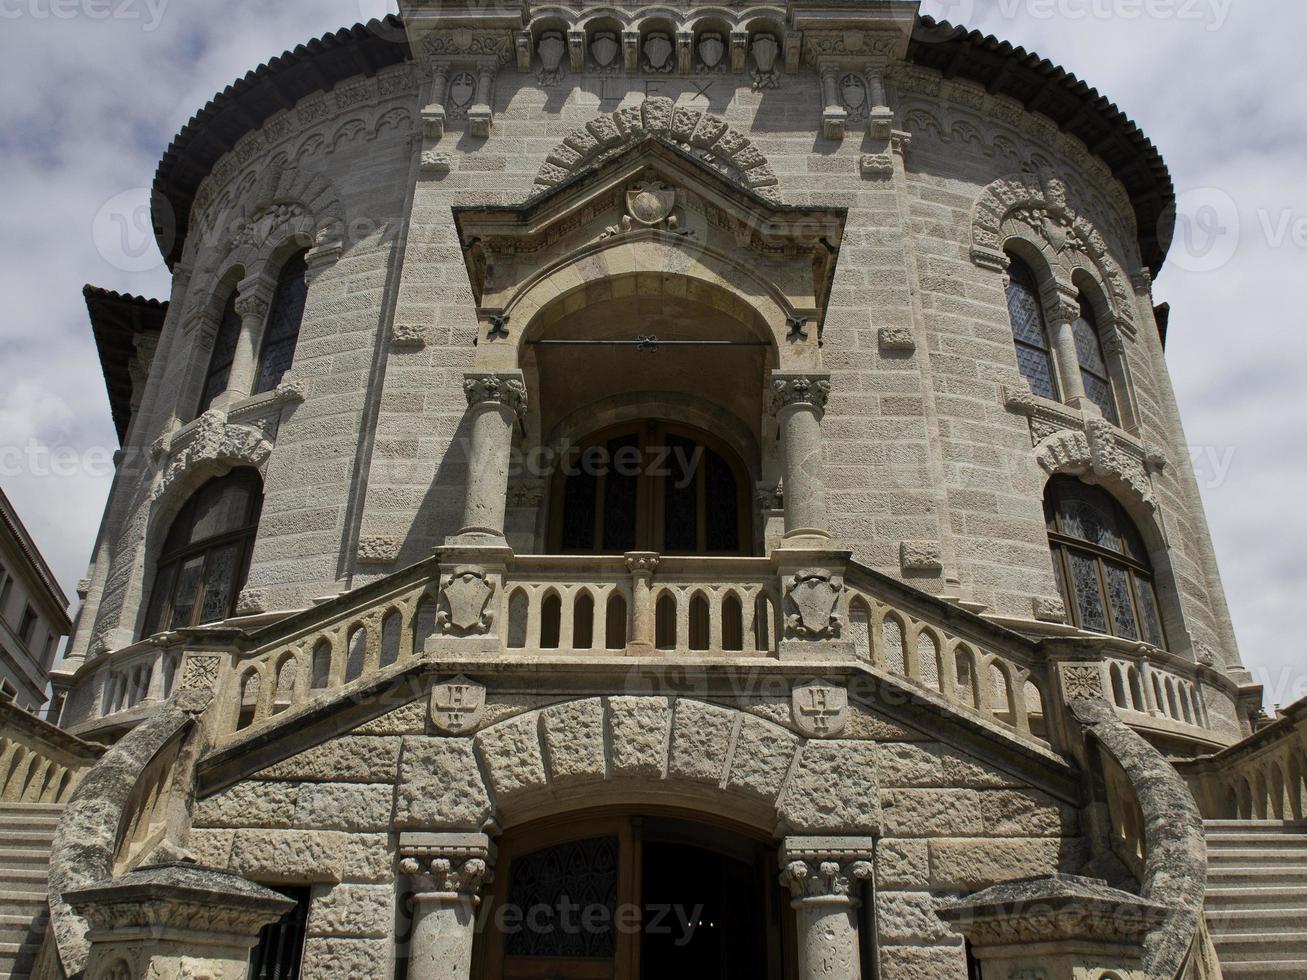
[{"xmin": 1, "ymin": 1, "xmax": 1301, "ymax": 708}]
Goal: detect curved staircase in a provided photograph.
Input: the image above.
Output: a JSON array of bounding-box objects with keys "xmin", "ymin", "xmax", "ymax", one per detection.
[{"xmin": 1205, "ymin": 819, "xmax": 1307, "ymax": 978}]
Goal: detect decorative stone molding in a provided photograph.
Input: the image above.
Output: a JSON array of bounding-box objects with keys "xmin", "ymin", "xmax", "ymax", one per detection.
[
  {"xmin": 624, "ymin": 552, "xmax": 660, "ymax": 575},
  {"xmin": 399, "ymin": 831, "xmax": 495, "ymax": 896},
  {"xmin": 791, "ymin": 680, "xmax": 849, "ymax": 738},
  {"xmin": 420, "ymin": 150, "xmax": 452, "ymax": 174},
  {"xmin": 429, "ymin": 676, "xmax": 487, "ymax": 735},
  {"xmin": 392, "ymin": 323, "xmax": 430, "ymax": 349},
  {"xmin": 877, "ymin": 326, "xmax": 916, "ymax": 352},
  {"xmin": 151, "ymin": 412, "xmax": 273, "ymax": 505},
  {"xmin": 437, "ymin": 566, "xmax": 495, "ymax": 636},
  {"xmin": 900, "ymin": 540, "xmax": 943, "ymax": 573},
  {"xmin": 969, "ymin": 171, "xmax": 1134, "ymax": 322},
  {"xmin": 1032, "ymin": 596, "xmax": 1067, "ymax": 624},
  {"xmin": 532, "ymin": 97, "xmax": 780, "ymax": 203},
  {"xmin": 784, "ymin": 569, "xmax": 844, "ymax": 639},
  {"xmin": 357, "ymin": 536, "xmax": 401, "ymax": 565},
  {"xmin": 179, "ymin": 655, "xmax": 221, "ymax": 696},
  {"xmin": 234, "ymin": 589, "xmax": 268, "ymax": 616},
  {"xmin": 859, "ymin": 151, "xmax": 893, "ymax": 180},
  {"xmin": 768, "ymin": 374, "xmax": 832, "ymax": 416},
  {"xmin": 463, "ymin": 372, "xmax": 528, "ymax": 418},
  {"xmin": 1059, "ymin": 662, "xmax": 1106, "ymax": 702}
]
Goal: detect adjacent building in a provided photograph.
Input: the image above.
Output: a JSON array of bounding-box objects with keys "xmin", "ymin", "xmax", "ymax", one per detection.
[{"xmin": 0, "ymin": 485, "xmax": 71, "ymax": 715}]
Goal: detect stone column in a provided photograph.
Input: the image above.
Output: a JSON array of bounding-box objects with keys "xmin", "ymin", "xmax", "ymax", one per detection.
[
  {"xmin": 65, "ymin": 863, "xmax": 295, "ymax": 980},
  {"xmin": 819, "ymin": 66, "xmax": 846, "ymax": 139},
  {"xmin": 1047, "ymin": 288, "xmax": 1089, "ymax": 409},
  {"xmin": 423, "ymin": 64, "xmax": 450, "ymax": 138},
  {"xmin": 469, "ymin": 64, "xmax": 496, "ymax": 137},
  {"xmin": 769, "ymin": 372, "xmax": 833, "ymax": 546},
  {"xmin": 218, "ymin": 273, "xmax": 276, "ymax": 409},
  {"xmin": 625, "ymin": 552, "xmax": 660, "ymax": 656},
  {"xmin": 400, "ymin": 833, "xmax": 495, "ymax": 980},
  {"xmin": 457, "ymin": 371, "xmax": 528, "ymax": 545},
  {"xmin": 779, "ymin": 838, "xmax": 875, "ymax": 980}
]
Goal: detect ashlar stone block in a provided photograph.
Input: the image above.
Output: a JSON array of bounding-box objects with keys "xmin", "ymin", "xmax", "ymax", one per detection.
[{"xmin": 394, "ymin": 737, "xmax": 492, "ymax": 830}]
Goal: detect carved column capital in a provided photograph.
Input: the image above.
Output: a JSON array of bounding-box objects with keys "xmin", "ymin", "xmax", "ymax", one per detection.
[
  {"xmin": 625, "ymin": 551, "xmax": 660, "ymax": 575},
  {"xmin": 234, "ymin": 273, "xmax": 277, "ymax": 320},
  {"xmin": 463, "ymin": 371, "xmax": 528, "ymax": 418},
  {"xmin": 769, "ymin": 372, "xmax": 833, "ymax": 417},
  {"xmin": 779, "ymin": 838, "xmax": 875, "ymax": 904},
  {"xmin": 399, "ymin": 833, "xmax": 496, "ymax": 904}
]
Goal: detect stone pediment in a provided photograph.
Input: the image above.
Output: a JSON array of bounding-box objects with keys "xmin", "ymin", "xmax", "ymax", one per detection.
[{"xmin": 454, "ymin": 133, "xmax": 846, "ymax": 325}]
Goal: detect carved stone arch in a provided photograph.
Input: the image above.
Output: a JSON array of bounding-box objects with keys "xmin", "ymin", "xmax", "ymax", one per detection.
[
  {"xmin": 462, "ymin": 695, "xmax": 878, "ymax": 836},
  {"xmin": 971, "ymin": 172, "xmax": 1134, "ymax": 330},
  {"xmin": 575, "ymin": 6, "xmax": 636, "ymax": 30},
  {"xmin": 532, "ymin": 96, "xmax": 779, "ymax": 202},
  {"xmin": 1033, "ymin": 425, "xmax": 1155, "ymax": 514}
]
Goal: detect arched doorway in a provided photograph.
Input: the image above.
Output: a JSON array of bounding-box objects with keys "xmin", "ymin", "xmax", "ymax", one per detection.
[
  {"xmin": 476, "ymin": 811, "xmax": 787, "ymax": 979},
  {"xmin": 549, "ymin": 422, "xmax": 753, "ymax": 556}
]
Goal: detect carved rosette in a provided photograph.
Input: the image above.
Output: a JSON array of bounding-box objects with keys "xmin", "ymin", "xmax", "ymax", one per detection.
[
  {"xmin": 1059, "ymin": 662, "xmax": 1107, "ymax": 702},
  {"xmin": 463, "ymin": 373, "xmax": 528, "ymax": 419},
  {"xmin": 768, "ymin": 375, "xmax": 832, "ymax": 417}
]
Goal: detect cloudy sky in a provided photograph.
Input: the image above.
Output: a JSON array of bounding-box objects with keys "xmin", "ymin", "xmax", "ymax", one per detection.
[{"xmin": 0, "ymin": 0, "xmax": 1302, "ymax": 706}]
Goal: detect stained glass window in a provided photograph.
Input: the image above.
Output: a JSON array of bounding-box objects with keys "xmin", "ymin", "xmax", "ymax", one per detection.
[
  {"xmin": 255, "ymin": 251, "xmax": 309, "ymax": 394},
  {"xmin": 1045, "ymin": 477, "xmax": 1166, "ymax": 648},
  {"xmin": 143, "ymin": 470, "xmax": 263, "ymax": 637},
  {"xmin": 1073, "ymin": 295, "xmax": 1118, "ymax": 424},
  {"xmin": 197, "ymin": 292, "xmax": 242, "ymax": 415},
  {"xmin": 1005, "ymin": 256, "xmax": 1058, "ymax": 400}
]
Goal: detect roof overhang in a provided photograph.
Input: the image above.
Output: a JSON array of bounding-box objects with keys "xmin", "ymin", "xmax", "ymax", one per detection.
[{"xmin": 83, "ymin": 285, "xmax": 168, "ymax": 445}]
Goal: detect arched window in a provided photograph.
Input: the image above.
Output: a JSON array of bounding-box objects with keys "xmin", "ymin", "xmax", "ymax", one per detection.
[
  {"xmin": 1073, "ymin": 295, "xmax": 1118, "ymax": 424},
  {"xmin": 254, "ymin": 251, "xmax": 309, "ymax": 394},
  {"xmin": 143, "ymin": 470, "xmax": 263, "ymax": 636},
  {"xmin": 1044, "ymin": 477, "xmax": 1165, "ymax": 648},
  {"xmin": 196, "ymin": 291, "xmax": 243, "ymax": 416},
  {"xmin": 1005, "ymin": 256, "xmax": 1059, "ymax": 401}
]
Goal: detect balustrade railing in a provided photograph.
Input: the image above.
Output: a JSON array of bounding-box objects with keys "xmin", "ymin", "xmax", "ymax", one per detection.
[{"xmin": 0, "ymin": 698, "xmax": 103, "ymax": 803}]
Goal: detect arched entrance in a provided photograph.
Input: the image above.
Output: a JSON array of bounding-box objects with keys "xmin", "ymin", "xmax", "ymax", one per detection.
[
  {"xmin": 549, "ymin": 421, "xmax": 753, "ymax": 556},
  {"xmin": 476, "ymin": 810, "xmax": 788, "ymax": 980}
]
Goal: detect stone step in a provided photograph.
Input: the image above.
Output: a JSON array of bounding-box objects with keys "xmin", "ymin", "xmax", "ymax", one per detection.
[
  {"xmin": 1208, "ymin": 847, "xmax": 1307, "ymax": 866},
  {"xmin": 1207, "ymin": 833, "xmax": 1307, "ymax": 848},
  {"xmin": 1215, "ymin": 959, "xmax": 1307, "ymax": 979},
  {"xmin": 1205, "ymin": 887, "xmax": 1307, "ymax": 911},
  {"xmin": 0, "ymin": 867, "xmax": 49, "ymax": 889},
  {"xmin": 0, "ymin": 817, "xmax": 61, "ymax": 836},
  {"xmin": 0, "ymin": 846, "xmax": 53, "ymax": 866},
  {"xmin": 0, "ymin": 832, "xmax": 56, "ymax": 851},
  {"xmin": 1206, "ymin": 866, "xmax": 1307, "ymax": 887},
  {"xmin": 1208, "ymin": 908, "xmax": 1307, "ymax": 933},
  {"xmin": 1213, "ymin": 932, "xmax": 1307, "ymax": 957},
  {"xmin": 1206, "ymin": 820, "xmax": 1307, "ymax": 833},
  {"xmin": 0, "ymin": 892, "xmax": 46, "ymax": 915}
]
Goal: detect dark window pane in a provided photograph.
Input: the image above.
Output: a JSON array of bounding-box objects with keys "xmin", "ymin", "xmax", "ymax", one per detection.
[
  {"xmin": 1103, "ymin": 560, "xmax": 1139, "ymax": 640},
  {"xmin": 1049, "ymin": 547, "xmax": 1071, "ymax": 615},
  {"xmin": 1069, "ymin": 552, "xmax": 1107, "ymax": 633},
  {"xmin": 560, "ymin": 463, "xmax": 597, "ymax": 551},
  {"xmin": 1014, "ymin": 343, "xmax": 1058, "ymax": 400},
  {"xmin": 1073, "ymin": 309, "xmax": 1108, "ymax": 376},
  {"xmin": 1134, "ymin": 577, "xmax": 1165, "ymax": 647},
  {"xmin": 1006, "ymin": 262, "xmax": 1048, "ymax": 347},
  {"xmin": 704, "ymin": 449, "xmax": 739, "ymax": 553},
  {"xmin": 601, "ymin": 435, "xmax": 638, "ymax": 552},
  {"xmin": 255, "ymin": 252, "xmax": 309, "ymax": 394},
  {"xmin": 168, "ymin": 556, "xmax": 206, "ymax": 629},
  {"xmin": 662, "ymin": 435, "xmax": 699, "ymax": 552},
  {"xmin": 504, "ymin": 836, "xmax": 619, "ymax": 959},
  {"xmin": 199, "ymin": 544, "xmax": 241, "ymax": 625},
  {"xmin": 1082, "ymin": 372, "xmax": 1118, "ymax": 424},
  {"xmin": 198, "ymin": 294, "xmax": 242, "ymax": 416},
  {"xmin": 143, "ymin": 561, "xmax": 177, "ymax": 637}
]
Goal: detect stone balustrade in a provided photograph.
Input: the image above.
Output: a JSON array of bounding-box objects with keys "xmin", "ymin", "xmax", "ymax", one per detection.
[
  {"xmin": 1178, "ymin": 694, "xmax": 1307, "ymax": 820},
  {"xmin": 0, "ymin": 698, "xmax": 103, "ymax": 803}
]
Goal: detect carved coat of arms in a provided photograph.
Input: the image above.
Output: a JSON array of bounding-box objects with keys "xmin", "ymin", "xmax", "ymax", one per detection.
[
  {"xmin": 784, "ymin": 569, "xmax": 844, "ymax": 638},
  {"xmin": 792, "ymin": 680, "xmax": 849, "ymax": 738},
  {"xmin": 437, "ymin": 565, "xmax": 495, "ymax": 635},
  {"xmin": 626, "ymin": 180, "xmax": 677, "ymax": 227},
  {"xmin": 430, "ymin": 676, "xmax": 487, "ymax": 735}
]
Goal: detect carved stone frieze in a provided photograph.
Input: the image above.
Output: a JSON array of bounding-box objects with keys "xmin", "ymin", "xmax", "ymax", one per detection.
[
  {"xmin": 392, "ymin": 323, "xmax": 430, "ymax": 349},
  {"xmin": 859, "ymin": 152, "xmax": 894, "ymax": 180},
  {"xmin": 235, "ymin": 590, "xmax": 268, "ymax": 616},
  {"xmin": 878, "ymin": 326, "xmax": 915, "ymax": 352},
  {"xmin": 420, "ymin": 150, "xmax": 452, "ymax": 174},
  {"xmin": 357, "ymin": 536, "xmax": 401, "ymax": 564},
  {"xmin": 532, "ymin": 97, "xmax": 780, "ymax": 203}
]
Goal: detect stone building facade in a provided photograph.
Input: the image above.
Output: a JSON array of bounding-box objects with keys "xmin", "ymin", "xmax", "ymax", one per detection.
[{"xmin": 17, "ymin": 2, "xmax": 1288, "ymax": 979}]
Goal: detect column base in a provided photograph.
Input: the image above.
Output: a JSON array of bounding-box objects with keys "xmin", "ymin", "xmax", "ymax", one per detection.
[
  {"xmin": 447, "ymin": 527, "xmax": 510, "ymax": 548},
  {"xmin": 779, "ymin": 527, "xmax": 834, "ymax": 549}
]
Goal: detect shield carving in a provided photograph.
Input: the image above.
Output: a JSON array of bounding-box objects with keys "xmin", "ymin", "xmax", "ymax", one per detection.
[
  {"xmin": 784, "ymin": 569, "xmax": 843, "ymax": 638},
  {"xmin": 590, "ymin": 31, "xmax": 620, "ymax": 68},
  {"xmin": 626, "ymin": 181, "xmax": 676, "ymax": 226},
  {"xmin": 792, "ymin": 680, "xmax": 849, "ymax": 738},
  {"xmin": 430, "ymin": 675, "xmax": 487, "ymax": 735},
  {"xmin": 437, "ymin": 565, "xmax": 495, "ymax": 635},
  {"xmin": 840, "ymin": 74, "xmax": 867, "ymax": 110}
]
